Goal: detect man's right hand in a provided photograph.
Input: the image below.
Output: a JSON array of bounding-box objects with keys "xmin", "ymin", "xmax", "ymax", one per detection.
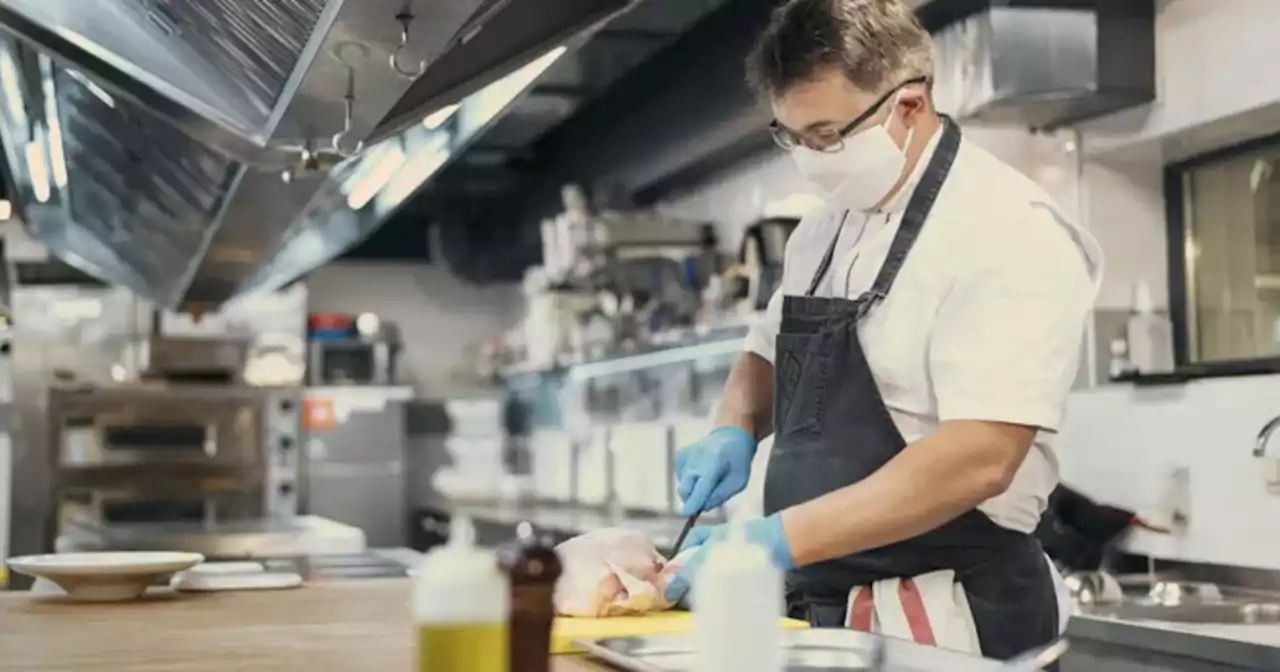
[{"xmin": 674, "ymin": 426, "xmax": 757, "ymax": 515}]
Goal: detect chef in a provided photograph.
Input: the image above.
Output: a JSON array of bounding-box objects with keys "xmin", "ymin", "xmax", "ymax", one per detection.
[{"xmin": 664, "ymin": 0, "xmax": 1101, "ymax": 661}]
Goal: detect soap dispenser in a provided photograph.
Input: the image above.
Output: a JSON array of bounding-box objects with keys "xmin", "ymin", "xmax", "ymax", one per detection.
[
  {"xmin": 414, "ymin": 516, "xmax": 508, "ymax": 672},
  {"xmin": 1126, "ymin": 281, "xmax": 1174, "ymax": 374},
  {"xmin": 692, "ymin": 518, "xmax": 783, "ymax": 672}
]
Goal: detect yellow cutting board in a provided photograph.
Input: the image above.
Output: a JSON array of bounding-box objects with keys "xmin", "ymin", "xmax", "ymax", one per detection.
[{"xmin": 551, "ymin": 611, "xmax": 810, "ymax": 654}]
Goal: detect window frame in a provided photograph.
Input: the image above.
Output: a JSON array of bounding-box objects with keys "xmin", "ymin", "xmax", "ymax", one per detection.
[{"xmin": 1165, "ymin": 129, "xmax": 1280, "ymax": 372}]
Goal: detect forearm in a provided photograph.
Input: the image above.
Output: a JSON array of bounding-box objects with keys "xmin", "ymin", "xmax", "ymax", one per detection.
[
  {"xmin": 781, "ymin": 420, "xmax": 1035, "ymax": 566},
  {"xmin": 714, "ymin": 352, "xmax": 774, "ymax": 441}
]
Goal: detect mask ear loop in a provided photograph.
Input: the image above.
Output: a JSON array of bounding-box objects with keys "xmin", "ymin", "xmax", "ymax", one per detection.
[{"xmin": 884, "ymin": 91, "xmax": 916, "ymax": 152}]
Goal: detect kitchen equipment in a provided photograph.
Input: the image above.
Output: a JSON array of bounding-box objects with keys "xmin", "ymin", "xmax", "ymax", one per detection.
[
  {"xmin": 552, "ymin": 612, "xmax": 809, "ymax": 655},
  {"xmin": 306, "ymin": 313, "xmax": 400, "ymax": 385},
  {"xmin": 300, "ymin": 385, "xmax": 412, "ymax": 547},
  {"xmin": 577, "ymin": 629, "xmax": 1068, "ymax": 672},
  {"xmin": 49, "ymin": 380, "xmax": 302, "ymax": 536},
  {"xmin": 60, "ymin": 514, "xmax": 365, "ymax": 559},
  {"xmin": 6, "ymin": 551, "xmax": 203, "ymax": 601},
  {"xmin": 0, "ymin": 0, "xmax": 638, "ymax": 311}
]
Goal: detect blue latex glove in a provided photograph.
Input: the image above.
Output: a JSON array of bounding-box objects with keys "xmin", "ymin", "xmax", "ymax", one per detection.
[
  {"xmin": 663, "ymin": 514, "xmax": 796, "ymax": 603},
  {"xmin": 674, "ymin": 426, "xmax": 756, "ymax": 516}
]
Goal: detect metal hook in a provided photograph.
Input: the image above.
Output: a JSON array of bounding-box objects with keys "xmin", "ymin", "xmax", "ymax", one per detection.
[
  {"xmin": 330, "ymin": 42, "xmax": 370, "ymax": 157},
  {"xmin": 331, "ymin": 65, "xmax": 362, "ymax": 156},
  {"xmin": 391, "ymin": 9, "xmax": 427, "ymax": 79}
]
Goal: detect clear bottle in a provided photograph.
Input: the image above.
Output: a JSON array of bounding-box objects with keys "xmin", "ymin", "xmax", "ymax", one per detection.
[
  {"xmin": 1125, "ymin": 281, "xmax": 1174, "ymax": 374},
  {"xmin": 692, "ymin": 518, "xmax": 783, "ymax": 672},
  {"xmin": 414, "ymin": 516, "xmax": 508, "ymax": 672}
]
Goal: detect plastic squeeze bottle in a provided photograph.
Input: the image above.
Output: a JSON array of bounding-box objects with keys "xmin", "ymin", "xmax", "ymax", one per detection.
[
  {"xmin": 692, "ymin": 518, "xmax": 784, "ymax": 672},
  {"xmin": 414, "ymin": 516, "xmax": 508, "ymax": 672},
  {"xmin": 498, "ymin": 521, "xmax": 563, "ymax": 672}
]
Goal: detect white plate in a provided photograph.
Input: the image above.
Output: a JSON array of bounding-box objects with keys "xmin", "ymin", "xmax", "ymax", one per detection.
[
  {"xmin": 172, "ymin": 571, "xmax": 303, "ymax": 592},
  {"xmin": 7, "ymin": 552, "xmax": 205, "ymax": 602}
]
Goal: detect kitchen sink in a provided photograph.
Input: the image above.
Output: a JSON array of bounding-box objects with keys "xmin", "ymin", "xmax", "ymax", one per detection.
[
  {"xmin": 1070, "ymin": 573, "xmax": 1280, "ymax": 624},
  {"xmin": 1084, "ymin": 601, "xmax": 1280, "ymax": 624}
]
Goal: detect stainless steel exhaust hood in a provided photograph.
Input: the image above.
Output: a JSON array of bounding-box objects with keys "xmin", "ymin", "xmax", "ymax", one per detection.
[
  {"xmin": 0, "ymin": 0, "xmax": 633, "ymax": 310},
  {"xmin": 927, "ymin": 0, "xmax": 1155, "ymax": 130}
]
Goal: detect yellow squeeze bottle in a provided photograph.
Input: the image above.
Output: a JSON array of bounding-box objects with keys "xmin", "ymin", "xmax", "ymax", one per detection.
[{"xmin": 414, "ymin": 516, "xmax": 509, "ymax": 672}]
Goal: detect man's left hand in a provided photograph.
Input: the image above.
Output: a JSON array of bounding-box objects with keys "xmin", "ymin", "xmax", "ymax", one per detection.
[{"xmin": 663, "ymin": 514, "xmax": 795, "ymax": 603}]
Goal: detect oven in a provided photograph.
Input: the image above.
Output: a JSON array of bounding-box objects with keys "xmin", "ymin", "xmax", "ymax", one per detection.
[{"xmin": 50, "ymin": 383, "xmax": 301, "ymax": 527}]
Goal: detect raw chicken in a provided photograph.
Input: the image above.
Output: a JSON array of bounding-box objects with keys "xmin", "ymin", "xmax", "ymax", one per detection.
[{"xmin": 553, "ymin": 527, "xmax": 695, "ymax": 617}]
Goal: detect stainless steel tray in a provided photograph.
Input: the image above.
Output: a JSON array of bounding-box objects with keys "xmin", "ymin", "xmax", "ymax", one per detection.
[{"xmin": 576, "ymin": 629, "xmax": 1066, "ymax": 672}]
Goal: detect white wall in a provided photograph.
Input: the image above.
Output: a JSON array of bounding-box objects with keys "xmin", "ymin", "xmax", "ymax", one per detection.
[
  {"xmin": 304, "ymin": 262, "xmax": 522, "ymax": 398},
  {"xmin": 1082, "ymin": 0, "xmax": 1280, "ymax": 164},
  {"xmin": 1060, "ymin": 376, "xmax": 1280, "ymax": 570},
  {"xmin": 1081, "ymin": 156, "xmax": 1169, "ymax": 310}
]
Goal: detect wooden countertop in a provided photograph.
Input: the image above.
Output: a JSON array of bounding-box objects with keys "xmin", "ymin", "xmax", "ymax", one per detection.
[{"xmin": 0, "ymin": 579, "xmax": 605, "ymax": 671}]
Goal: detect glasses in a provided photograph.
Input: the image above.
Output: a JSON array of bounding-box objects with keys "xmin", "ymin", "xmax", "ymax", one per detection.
[{"xmin": 770, "ymin": 76, "xmax": 928, "ymax": 153}]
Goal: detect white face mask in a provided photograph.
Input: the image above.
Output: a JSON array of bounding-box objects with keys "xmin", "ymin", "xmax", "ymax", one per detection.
[{"xmin": 790, "ymin": 95, "xmax": 915, "ymax": 212}]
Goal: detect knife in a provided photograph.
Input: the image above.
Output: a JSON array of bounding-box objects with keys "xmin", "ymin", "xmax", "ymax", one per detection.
[{"xmin": 671, "ymin": 510, "xmax": 702, "ymax": 555}]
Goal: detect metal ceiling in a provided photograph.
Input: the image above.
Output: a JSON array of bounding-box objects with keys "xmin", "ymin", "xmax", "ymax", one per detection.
[{"xmin": 0, "ymin": 0, "xmax": 635, "ymax": 309}]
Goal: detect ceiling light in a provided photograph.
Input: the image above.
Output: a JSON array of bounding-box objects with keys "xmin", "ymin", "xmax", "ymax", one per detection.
[
  {"xmin": 26, "ymin": 131, "xmax": 51, "ymax": 204},
  {"xmin": 345, "ymin": 144, "xmax": 407, "ymax": 210},
  {"xmin": 422, "ymin": 104, "xmax": 460, "ymax": 130}
]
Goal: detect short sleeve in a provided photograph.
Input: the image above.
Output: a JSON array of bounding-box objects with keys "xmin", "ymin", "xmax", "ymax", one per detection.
[
  {"xmin": 744, "ymin": 286, "xmax": 783, "ymax": 363},
  {"xmin": 929, "ymin": 210, "xmax": 1101, "ymax": 431}
]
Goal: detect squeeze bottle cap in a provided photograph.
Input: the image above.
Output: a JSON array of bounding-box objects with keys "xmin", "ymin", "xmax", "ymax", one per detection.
[{"xmin": 449, "ymin": 515, "xmax": 477, "ymax": 549}]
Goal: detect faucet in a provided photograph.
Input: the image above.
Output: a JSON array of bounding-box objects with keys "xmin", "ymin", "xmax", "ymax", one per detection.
[{"xmin": 1253, "ymin": 413, "xmax": 1280, "ymax": 458}]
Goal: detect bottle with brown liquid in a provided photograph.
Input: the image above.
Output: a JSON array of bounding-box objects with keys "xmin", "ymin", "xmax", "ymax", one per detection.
[{"xmin": 499, "ymin": 521, "xmax": 563, "ymax": 672}]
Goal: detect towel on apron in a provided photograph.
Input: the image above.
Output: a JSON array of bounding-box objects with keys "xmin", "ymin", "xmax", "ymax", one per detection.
[{"xmin": 844, "ymin": 555, "xmax": 1071, "ymax": 655}]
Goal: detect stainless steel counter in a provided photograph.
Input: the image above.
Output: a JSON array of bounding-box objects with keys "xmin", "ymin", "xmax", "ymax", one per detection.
[{"xmin": 1065, "ymin": 615, "xmax": 1280, "ymax": 671}]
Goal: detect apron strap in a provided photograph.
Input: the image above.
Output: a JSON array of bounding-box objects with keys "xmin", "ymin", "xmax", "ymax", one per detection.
[
  {"xmin": 853, "ymin": 115, "xmax": 962, "ymax": 312},
  {"xmin": 805, "ymin": 210, "xmax": 852, "ymax": 297}
]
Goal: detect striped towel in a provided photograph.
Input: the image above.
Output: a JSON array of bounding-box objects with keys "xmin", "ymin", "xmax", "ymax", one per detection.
[{"xmin": 843, "ymin": 556, "xmax": 1070, "ymax": 654}]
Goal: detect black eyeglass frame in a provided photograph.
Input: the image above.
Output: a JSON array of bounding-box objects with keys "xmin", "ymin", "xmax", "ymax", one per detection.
[{"xmin": 769, "ymin": 76, "xmax": 930, "ymax": 152}]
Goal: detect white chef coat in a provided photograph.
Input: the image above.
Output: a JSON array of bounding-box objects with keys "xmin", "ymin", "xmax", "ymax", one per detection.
[{"xmin": 745, "ymin": 127, "xmax": 1103, "ymax": 533}]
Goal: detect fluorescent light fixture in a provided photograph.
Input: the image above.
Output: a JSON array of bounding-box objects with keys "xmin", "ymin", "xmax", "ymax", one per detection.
[
  {"xmin": 0, "ymin": 50, "xmax": 28, "ymax": 132},
  {"xmin": 0, "ymin": 200, "xmax": 11, "ymax": 220},
  {"xmin": 422, "ymin": 104, "xmax": 460, "ymax": 130},
  {"xmin": 65, "ymin": 69, "xmax": 115, "ymax": 108},
  {"xmin": 40, "ymin": 56, "xmax": 68, "ymax": 189},
  {"xmin": 26, "ymin": 128, "xmax": 51, "ymax": 204},
  {"xmin": 345, "ymin": 144, "xmax": 407, "ymax": 210},
  {"xmin": 470, "ymin": 46, "xmax": 568, "ymax": 127},
  {"xmin": 381, "ymin": 134, "xmax": 450, "ymax": 206}
]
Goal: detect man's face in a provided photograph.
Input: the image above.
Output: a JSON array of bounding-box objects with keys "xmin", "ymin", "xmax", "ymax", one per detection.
[{"xmin": 771, "ymin": 67, "xmax": 885, "ymax": 152}]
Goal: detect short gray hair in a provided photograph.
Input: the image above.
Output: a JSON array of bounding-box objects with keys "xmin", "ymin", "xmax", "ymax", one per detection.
[{"xmin": 747, "ymin": 0, "xmax": 934, "ymax": 99}]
